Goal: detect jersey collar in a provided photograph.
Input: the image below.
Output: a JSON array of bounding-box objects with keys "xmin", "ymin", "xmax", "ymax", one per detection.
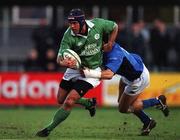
[{"xmin": 70, "ymin": 20, "xmax": 94, "ymax": 38}]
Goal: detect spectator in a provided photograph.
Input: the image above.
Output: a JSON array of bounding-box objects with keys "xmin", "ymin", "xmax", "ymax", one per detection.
[
  {"xmin": 43, "ymin": 48, "xmax": 58, "ymax": 72},
  {"xmin": 150, "ymin": 18, "xmax": 171, "ymax": 70},
  {"xmin": 138, "ymin": 19, "xmax": 150, "ymax": 44},
  {"xmin": 23, "ymin": 47, "xmax": 43, "ymax": 71},
  {"xmin": 171, "ymin": 26, "xmax": 180, "ymax": 70},
  {"xmin": 31, "ymin": 19, "xmax": 56, "ymax": 65},
  {"xmin": 128, "ymin": 22, "xmax": 145, "ymax": 59},
  {"xmin": 138, "ymin": 19, "xmax": 152, "ymax": 68},
  {"xmin": 116, "ymin": 19, "xmax": 129, "ymax": 49}
]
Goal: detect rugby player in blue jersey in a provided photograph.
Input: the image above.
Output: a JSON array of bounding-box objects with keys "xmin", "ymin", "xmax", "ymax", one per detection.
[{"xmin": 83, "ymin": 42, "xmax": 169, "ymax": 135}]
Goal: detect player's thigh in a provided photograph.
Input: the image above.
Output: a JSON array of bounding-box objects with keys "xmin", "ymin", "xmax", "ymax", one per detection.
[
  {"xmin": 57, "ymin": 79, "xmax": 74, "ymax": 104},
  {"xmin": 118, "ymin": 93, "xmax": 139, "ymax": 113},
  {"xmin": 118, "ymin": 79, "xmax": 126, "ymax": 103},
  {"xmin": 72, "ymin": 80, "xmax": 93, "ymax": 97},
  {"xmin": 57, "ymin": 87, "xmax": 69, "ymax": 104}
]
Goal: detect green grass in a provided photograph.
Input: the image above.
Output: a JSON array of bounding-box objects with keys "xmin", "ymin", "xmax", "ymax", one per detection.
[{"xmin": 0, "ymin": 107, "xmax": 180, "ymax": 140}]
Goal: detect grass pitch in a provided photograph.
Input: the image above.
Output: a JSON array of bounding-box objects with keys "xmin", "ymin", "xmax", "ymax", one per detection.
[{"xmin": 0, "ymin": 107, "xmax": 180, "ymax": 140}]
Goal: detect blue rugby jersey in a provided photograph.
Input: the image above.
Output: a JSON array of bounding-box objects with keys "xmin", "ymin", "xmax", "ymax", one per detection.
[{"xmin": 103, "ymin": 43, "xmax": 144, "ymax": 81}]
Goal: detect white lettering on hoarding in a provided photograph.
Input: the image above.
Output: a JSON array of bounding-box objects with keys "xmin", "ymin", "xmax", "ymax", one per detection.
[
  {"xmin": 0, "ymin": 74, "xmax": 59, "ymax": 99},
  {"xmin": 28, "ymin": 81, "xmax": 44, "ymax": 99},
  {"xmin": 2, "ymin": 81, "xmax": 18, "ymax": 98},
  {"xmin": 45, "ymin": 82, "xmax": 59, "ymax": 98},
  {"xmin": 19, "ymin": 74, "xmax": 28, "ymax": 98}
]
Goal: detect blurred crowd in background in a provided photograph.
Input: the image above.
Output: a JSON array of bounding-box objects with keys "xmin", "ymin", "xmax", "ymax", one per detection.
[
  {"xmin": 24, "ymin": 18, "xmax": 180, "ymax": 72},
  {"xmin": 23, "ymin": 19, "xmax": 69, "ymax": 72},
  {"xmin": 0, "ymin": 6, "xmax": 180, "ymax": 72}
]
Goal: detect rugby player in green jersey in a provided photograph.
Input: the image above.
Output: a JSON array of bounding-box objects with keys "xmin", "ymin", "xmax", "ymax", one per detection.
[{"xmin": 36, "ymin": 8, "xmax": 118, "ymax": 137}]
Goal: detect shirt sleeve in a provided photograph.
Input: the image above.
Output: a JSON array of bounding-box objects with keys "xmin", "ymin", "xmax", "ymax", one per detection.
[
  {"xmin": 98, "ymin": 18, "xmax": 117, "ymax": 34},
  {"xmin": 58, "ymin": 29, "xmax": 73, "ymax": 57},
  {"xmin": 105, "ymin": 56, "xmax": 123, "ymax": 73}
]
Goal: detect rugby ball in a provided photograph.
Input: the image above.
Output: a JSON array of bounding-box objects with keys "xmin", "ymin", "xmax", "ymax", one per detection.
[{"xmin": 62, "ymin": 49, "xmax": 81, "ymax": 69}]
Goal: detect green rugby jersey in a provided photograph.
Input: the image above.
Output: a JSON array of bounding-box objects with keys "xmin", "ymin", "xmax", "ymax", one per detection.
[{"xmin": 58, "ymin": 18, "xmax": 117, "ymax": 69}]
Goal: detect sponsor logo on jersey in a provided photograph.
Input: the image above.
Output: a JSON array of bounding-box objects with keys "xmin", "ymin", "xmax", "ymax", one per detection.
[{"xmin": 80, "ymin": 43, "xmax": 100, "ymax": 56}]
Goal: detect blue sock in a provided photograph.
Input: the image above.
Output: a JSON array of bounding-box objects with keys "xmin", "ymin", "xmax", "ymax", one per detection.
[
  {"xmin": 134, "ymin": 110, "xmax": 151, "ymax": 124},
  {"xmin": 143, "ymin": 98, "xmax": 160, "ymax": 109}
]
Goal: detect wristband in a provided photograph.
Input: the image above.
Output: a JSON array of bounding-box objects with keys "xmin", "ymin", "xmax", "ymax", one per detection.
[{"xmin": 83, "ymin": 69, "xmax": 101, "ymax": 78}]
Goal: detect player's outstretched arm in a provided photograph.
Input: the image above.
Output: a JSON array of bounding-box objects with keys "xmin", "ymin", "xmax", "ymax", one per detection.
[
  {"xmin": 103, "ymin": 24, "xmax": 118, "ymax": 52},
  {"xmin": 83, "ymin": 68, "xmax": 114, "ymax": 79},
  {"xmin": 101, "ymin": 69, "xmax": 114, "ymax": 79}
]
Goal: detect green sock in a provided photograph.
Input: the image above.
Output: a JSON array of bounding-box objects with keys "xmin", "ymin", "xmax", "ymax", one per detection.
[
  {"xmin": 46, "ymin": 108, "xmax": 70, "ymax": 131},
  {"xmin": 76, "ymin": 98, "xmax": 91, "ymax": 108}
]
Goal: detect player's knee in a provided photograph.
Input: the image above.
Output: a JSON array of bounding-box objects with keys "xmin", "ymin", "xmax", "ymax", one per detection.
[
  {"xmin": 64, "ymin": 99, "xmax": 74, "ymax": 109},
  {"xmin": 132, "ymin": 99, "xmax": 143, "ymax": 111}
]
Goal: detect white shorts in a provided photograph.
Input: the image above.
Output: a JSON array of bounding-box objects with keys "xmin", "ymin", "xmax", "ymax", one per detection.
[
  {"xmin": 63, "ymin": 67, "xmax": 101, "ymax": 88},
  {"xmin": 121, "ymin": 65, "xmax": 150, "ymax": 96}
]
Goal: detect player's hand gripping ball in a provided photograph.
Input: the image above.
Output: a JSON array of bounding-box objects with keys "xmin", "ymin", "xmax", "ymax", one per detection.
[{"xmin": 62, "ymin": 49, "xmax": 81, "ymax": 69}]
